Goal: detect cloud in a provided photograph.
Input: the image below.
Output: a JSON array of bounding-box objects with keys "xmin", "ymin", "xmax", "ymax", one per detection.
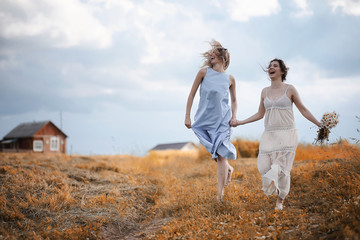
[
  {"xmin": 86, "ymin": 0, "xmax": 213, "ymax": 65},
  {"xmin": 0, "ymin": 0, "xmax": 112, "ymax": 49},
  {"xmin": 1, "ymin": 0, "xmax": 359, "ymax": 154},
  {"xmin": 225, "ymin": 0, "xmax": 281, "ymax": 22},
  {"xmin": 123, "ymin": 1, "xmax": 211, "ymax": 65},
  {"xmin": 287, "ymin": 57, "xmax": 360, "ymax": 105},
  {"xmin": 293, "ymin": 0, "xmax": 313, "ymax": 17},
  {"xmin": 327, "ymin": 0, "xmax": 360, "ymax": 16}
]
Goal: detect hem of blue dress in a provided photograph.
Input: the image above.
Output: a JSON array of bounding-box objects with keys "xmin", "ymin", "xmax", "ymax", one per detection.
[{"xmin": 192, "ymin": 127, "xmax": 237, "ymax": 160}]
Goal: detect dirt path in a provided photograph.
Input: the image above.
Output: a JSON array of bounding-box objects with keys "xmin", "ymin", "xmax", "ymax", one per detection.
[
  {"xmin": 100, "ymin": 158, "xmax": 259, "ymax": 239},
  {"xmin": 101, "ymin": 217, "xmax": 172, "ymax": 240},
  {"xmin": 101, "ymin": 156, "xmax": 360, "ymax": 239}
]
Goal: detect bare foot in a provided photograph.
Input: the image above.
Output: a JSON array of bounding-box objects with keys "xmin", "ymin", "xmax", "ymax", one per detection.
[
  {"xmin": 216, "ymin": 194, "xmax": 224, "ymax": 202},
  {"xmin": 275, "ymin": 197, "xmax": 284, "ymax": 211}
]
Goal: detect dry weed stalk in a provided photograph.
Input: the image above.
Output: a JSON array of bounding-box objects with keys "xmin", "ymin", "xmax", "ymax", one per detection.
[{"xmin": 1, "ymin": 140, "xmax": 359, "ymax": 239}]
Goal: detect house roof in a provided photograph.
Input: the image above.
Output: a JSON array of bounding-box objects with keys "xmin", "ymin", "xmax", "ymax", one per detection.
[
  {"xmin": 151, "ymin": 142, "xmax": 194, "ymax": 151},
  {"xmin": 3, "ymin": 121, "xmax": 66, "ymax": 139}
]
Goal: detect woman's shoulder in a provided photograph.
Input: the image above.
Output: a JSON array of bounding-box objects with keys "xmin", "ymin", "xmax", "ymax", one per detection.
[
  {"xmin": 285, "ymin": 83, "xmax": 297, "ymax": 92},
  {"xmin": 196, "ymin": 68, "xmax": 208, "ymax": 78},
  {"xmin": 260, "ymin": 87, "xmax": 268, "ymax": 97},
  {"xmin": 199, "ymin": 67, "xmax": 208, "ymax": 75},
  {"xmin": 285, "ymin": 84, "xmax": 300, "ymax": 100},
  {"xmin": 261, "ymin": 86, "xmax": 270, "ymax": 92}
]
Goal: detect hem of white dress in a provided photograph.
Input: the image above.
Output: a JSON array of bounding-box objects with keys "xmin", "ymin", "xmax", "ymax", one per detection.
[{"xmin": 261, "ymin": 164, "xmax": 289, "ymax": 199}]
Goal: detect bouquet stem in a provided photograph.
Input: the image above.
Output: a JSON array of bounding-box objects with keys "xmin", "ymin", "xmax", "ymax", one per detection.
[{"xmin": 315, "ymin": 127, "xmax": 330, "ymax": 144}]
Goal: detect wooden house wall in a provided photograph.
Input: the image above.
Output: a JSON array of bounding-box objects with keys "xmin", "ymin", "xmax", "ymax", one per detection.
[
  {"xmin": 1, "ymin": 122, "xmax": 67, "ymax": 154},
  {"xmin": 33, "ymin": 135, "xmax": 66, "ymax": 153},
  {"xmin": 36, "ymin": 123, "xmax": 65, "ymax": 137},
  {"xmin": 1, "ymin": 138, "xmax": 32, "ymax": 153},
  {"xmin": 19, "ymin": 138, "xmax": 33, "ymax": 150},
  {"xmin": 34, "ymin": 122, "xmax": 67, "ymax": 153},
  {"xmin": 0, "ymin": 142, "xmax": 18, "ymax": 152}
]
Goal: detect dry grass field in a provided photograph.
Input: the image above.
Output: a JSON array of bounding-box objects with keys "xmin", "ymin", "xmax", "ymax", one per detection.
[{"xmin": 0, "ymin": 139, "xmax": 359, "ymax": 239}]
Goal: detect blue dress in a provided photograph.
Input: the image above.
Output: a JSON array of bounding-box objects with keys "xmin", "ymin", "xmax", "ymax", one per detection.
[{"xmin": 192, "ymin": 68, "xmax": 237, "ymax": 160}]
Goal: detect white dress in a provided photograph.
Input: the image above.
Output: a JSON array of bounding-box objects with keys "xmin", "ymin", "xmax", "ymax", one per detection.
[{"xmin": 257, "ymin": 86, "xmax": 298, "ymax": 199}]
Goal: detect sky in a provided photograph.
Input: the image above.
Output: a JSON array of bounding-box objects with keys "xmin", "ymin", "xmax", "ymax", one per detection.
[{"xmin": 0, "ymin": 0, "xmax": 360, "ymax": 155}]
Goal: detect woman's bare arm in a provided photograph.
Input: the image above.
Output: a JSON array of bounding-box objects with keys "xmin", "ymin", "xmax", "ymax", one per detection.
[
  {"xmin": 290, "ymin": 85, "xmax": 321, "ymax": 127},
  {"xmin": 235, "ymin": 88, "xmax": 266, "ymax": 126},
  {"xmin": 229, "ymin": 75, "xmax": 238, "ymax": 127},
  {"xmin": 185, "ymin": 68, "xmax": 206, "ymax": 128}
]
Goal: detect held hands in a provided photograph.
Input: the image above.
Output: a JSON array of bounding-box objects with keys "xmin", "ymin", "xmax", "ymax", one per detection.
[
  {"xmin": 230, "ymin": 118, "xmax": 244, "ymax": 127},
  {"xmin": 230, "ymin": 118, "xmax": 238, "ymax": 127},
  {"xmin": 187, "ymin": 115, "xmax": 245, "ymax": 128}
]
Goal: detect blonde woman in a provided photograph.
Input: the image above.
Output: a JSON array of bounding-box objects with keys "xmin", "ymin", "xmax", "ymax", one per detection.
[
  {"xmin": 185, "ymin": 40, "xmax": 238, "ymax": 202},
  {"xmin": 233, "ymin": 59, "xmax": 321, "ymax": 210}
]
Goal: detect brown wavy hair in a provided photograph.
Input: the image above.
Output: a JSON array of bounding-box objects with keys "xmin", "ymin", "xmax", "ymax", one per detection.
[
  {"xmin": 268, "ymin": 58, "xmax": 289, "ymax": 82},
  {"xmin": 201, "ymin": 40, "xmax": 230, "ymax": 70}
]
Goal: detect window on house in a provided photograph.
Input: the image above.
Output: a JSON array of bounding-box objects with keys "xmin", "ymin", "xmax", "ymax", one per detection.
[
  {"xmin": 33, "ymin": 140, "xmax": 43, "ymax": 152},
  {"xmin": 50, "ymin": 137, "xmax": 59, "ymax": 151}
]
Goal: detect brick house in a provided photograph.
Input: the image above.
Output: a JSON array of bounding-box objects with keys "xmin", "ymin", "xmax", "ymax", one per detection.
[{"xmin": 0, "ymin": 121, "xmax": 67, "ymax": 153}]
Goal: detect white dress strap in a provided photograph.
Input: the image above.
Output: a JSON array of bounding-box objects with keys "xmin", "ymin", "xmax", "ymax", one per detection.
[
  {"xmin": 284, "ymin": 85, "xmax": 290, "ymax": 94},
  {"xmin": 265, "ymin": 87, "xmax": 268, "ymax": 98}
]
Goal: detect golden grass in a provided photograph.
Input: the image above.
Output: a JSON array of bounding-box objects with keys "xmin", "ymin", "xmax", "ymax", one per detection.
[
  {"xmin": 0, "ymin": 140, "xmax": 359, "ymax": 239},
  {"xmin": 295, "ymin": 139, "xmax": 360, "ymax": 162}
]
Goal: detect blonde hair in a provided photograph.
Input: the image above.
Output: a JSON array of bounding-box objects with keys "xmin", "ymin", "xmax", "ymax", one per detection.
[{"xmin": 201, "ymin": 40, "xmax": 230, "ymax": 70}]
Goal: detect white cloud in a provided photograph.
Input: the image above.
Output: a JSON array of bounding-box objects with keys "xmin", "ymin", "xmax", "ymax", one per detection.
[
  {"xmin": 225, "ymin": 0, "xmax": 281, "ymax": 22},
  {"xmin": 210, "ymin": 0, "xmax": 222, "ymax": 8},
  {"xmin": 0, "ymin": 0, "xmax": 213, "ymax": 64},
  {"xmin": 129, "ymin": 1, "xmax": 211, "ymax": 65},
  {"xmin": 86, "ymin": 0, "xmax": 212, "ymax": 65},
  {"xmin": 59, "ymin": 63, "xmax": 148, "ymax": 98},
  {"xmin": 293, "ymin": 0, "xmax": 313, "ymax": 17},
  {"xmin": 0, "ymin": 0, "xmax": 112, "ymax": 49},
  {"xmin": 288, "ymin": 58, "xmax": 360, "ymax": 104},
  {"xmin": 328, "ymin": 0, "xmax": 360, "ymax": 16},
  {"xmin": 58, "ymin": 61, "xmax": 190, "ymax": 109}
]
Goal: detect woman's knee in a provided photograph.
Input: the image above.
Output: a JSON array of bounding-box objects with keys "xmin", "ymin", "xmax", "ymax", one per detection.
[{"xmin": 217, "ymin": 155, "xmax": 226, "ymax": 162}]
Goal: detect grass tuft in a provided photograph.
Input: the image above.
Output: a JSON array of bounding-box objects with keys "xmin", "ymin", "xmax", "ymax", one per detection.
[{"xmin": 0, "ymin": 140, "xmax": 359, "ymax": 239}]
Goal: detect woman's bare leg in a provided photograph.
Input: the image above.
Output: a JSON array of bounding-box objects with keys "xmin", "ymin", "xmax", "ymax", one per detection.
[
  {"xmin": 217, "ymin": 156, "xmax": 229, "ymax": 201},
  {"xmin": 225, "ymin": 161, "xmax": 233, "ymax": 186}
]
